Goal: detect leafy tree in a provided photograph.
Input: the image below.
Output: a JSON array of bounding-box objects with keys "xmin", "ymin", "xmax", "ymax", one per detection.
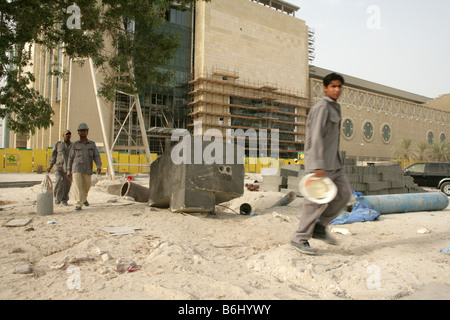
[
  {"xmin": 426, "ymin": 142, "xmax": 450, "ymax": 162},
  {"xmin": 393, "ymin": 138, "xmax": 415, "ymax": 161},
  {"xmin": 0, "ymin": 0, "xmax": 208, "ymax": 136},
  {"xmin": 414, "ymin": 141, "xmax": 429, "ymax": 161}
]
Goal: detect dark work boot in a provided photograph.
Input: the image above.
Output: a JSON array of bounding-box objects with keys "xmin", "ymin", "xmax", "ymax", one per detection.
[
  {"xmin": 290, "ymin": 241, "xmax": 318, "ymax": 255},
  {"xmin": 312, "ymin": 224, "xmax": 338, "ymax": 245}
]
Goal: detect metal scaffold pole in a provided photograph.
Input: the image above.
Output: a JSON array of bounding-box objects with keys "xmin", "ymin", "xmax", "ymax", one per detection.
[
  {"xmin": 89, "ymin": 58, "xmax": 116, "ymax": 180},
  {"xmin": 134, "ymin": 94, "xmax": 153, "ymax": 167}
]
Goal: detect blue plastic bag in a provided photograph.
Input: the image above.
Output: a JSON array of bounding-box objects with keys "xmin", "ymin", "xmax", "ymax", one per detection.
[
  {"xmin": 330, "ymin": 191, "xmax": 380, "ymax": 225},
  {"xmin": 331, "ymin": 208, "xmax": 380, "ymax": 225}
]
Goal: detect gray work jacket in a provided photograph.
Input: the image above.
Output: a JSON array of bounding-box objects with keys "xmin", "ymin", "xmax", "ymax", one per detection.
[
  {"xmin": 67, "ymin": 140, "xmax": 102, "ymax": 175},
  {"xmin": 49, "ymin": 140, "xmax": 72, "ymax": 173},
  {"xmin": 304, "ymin": 96, "xmax": 342, "ymax": 173}
]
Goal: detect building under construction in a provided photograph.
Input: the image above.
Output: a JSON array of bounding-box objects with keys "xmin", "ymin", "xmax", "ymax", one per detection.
[
  {"xmin": 189, "ymin": 68, "xmax": 308, "ymax": 158},
  {"xmin": 111, "ymin": 0, "xmax": 310, "ymax": 159}
]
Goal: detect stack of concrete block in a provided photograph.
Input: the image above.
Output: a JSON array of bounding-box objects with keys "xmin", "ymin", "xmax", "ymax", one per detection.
[
  {"xmin": 260, "ymin": 153, "xmax": 424, "ymax": 196},
  {"xmin": 344, "ymin": 162, "xmax": 425, "ymax": 195},
  {"xmin": 261, "ymin": 164, "xmax": 305, "ymax": 194}
]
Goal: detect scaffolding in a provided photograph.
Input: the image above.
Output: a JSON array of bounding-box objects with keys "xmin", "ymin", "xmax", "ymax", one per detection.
[
  {"xmin": 188, "ymin": 68, "xmax": 309, "ymax": 158},
  {"xmin": 113, "ymin": 88, "xmax": 187, "ymax": 156}
]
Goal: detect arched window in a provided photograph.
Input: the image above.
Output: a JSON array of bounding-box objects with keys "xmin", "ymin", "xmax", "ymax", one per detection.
[
  {"xmin": 382, "ymin": 124, "xmax": 392, "ymax": 143},
  {"xmin": 342, "ymin": 118, "xmax": 354, "ymax": 139},
  {"xmin": 363, "ymin": 121, "xmax": 374, "ymax": 141},
  {"xmin": 428, "ymin": 131, "xmax": 434, "ymax": 145}
]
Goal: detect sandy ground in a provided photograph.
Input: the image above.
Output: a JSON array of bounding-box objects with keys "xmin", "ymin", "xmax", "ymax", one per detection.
[{"xmin": 0, "ymin": 172, "xmax": 449, "ymax": 300}]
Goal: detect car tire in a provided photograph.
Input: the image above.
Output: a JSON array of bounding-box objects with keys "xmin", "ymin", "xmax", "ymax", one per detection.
[{"xmin": 440, "ymin": 182, "xmax": 450, "ymax": 196}]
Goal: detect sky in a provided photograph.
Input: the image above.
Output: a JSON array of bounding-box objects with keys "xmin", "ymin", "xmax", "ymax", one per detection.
[{"xmin": 288, "ymin": 0, "xmax": 450, "ymax": 99}]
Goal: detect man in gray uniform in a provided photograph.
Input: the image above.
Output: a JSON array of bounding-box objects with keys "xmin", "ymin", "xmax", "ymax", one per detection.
[
  {"xmin": 291, "ymin": 73, "xmax": 352, "ymax": 255},
  {"xmin": 47, "ymin": 130, "xmax": 72, "ymax": 206},
  {"xmin": 67, "ymin": 123, "xmax": 102, "ymax": 211}
]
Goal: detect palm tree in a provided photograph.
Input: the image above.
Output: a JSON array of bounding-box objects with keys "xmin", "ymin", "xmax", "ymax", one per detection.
[
  {"xmin": 426, "ymin": 142, "xmax": 450, "ymax": 162},
  {"xmin": 414, "ymin": 141, "xmax": 429, "ymax": 161},
  {"xmin": 393, "ymin": 138, "xmax": 415, "ymax": 161}
]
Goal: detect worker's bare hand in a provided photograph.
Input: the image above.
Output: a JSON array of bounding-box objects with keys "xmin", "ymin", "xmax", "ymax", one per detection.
[{"xmin": 314, "ymin": 169, "xmax": 326, "ymax": 178}]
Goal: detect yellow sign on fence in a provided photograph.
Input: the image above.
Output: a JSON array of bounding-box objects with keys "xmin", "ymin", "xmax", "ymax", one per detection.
[{"xmin": 5, "ymin": 148, "xmax": 19, "ymax": 173}]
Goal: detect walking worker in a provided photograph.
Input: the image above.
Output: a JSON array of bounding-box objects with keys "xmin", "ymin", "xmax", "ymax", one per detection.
[
  {"xmin": 47, "ymin": 130, "xmax": 73, "ymax": 206},
  {"xmin": 291, "ymin": 73, "xmax": 352, "ymax": 255},
  {"xmin": 67, "ymin": 123, "xmax": 102, "ymax": 211}
]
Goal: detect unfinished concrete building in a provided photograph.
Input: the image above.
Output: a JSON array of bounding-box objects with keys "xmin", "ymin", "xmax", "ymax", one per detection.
[
  {"xmin": 188, "ymin": 68, "xmax": 309, "ymax": 158},
  {"xmin": 190, "ymin": 0, "xmax": 310, "ymax": 158}
]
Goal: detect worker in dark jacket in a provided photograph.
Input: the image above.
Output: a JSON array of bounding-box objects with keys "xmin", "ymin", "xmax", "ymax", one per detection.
[{"xmin": 47, "ymin": 130, "xmax": 72, "ymax": 206}]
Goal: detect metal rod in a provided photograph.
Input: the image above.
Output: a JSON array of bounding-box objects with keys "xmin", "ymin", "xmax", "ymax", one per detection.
[
  {"xmin": 89, "ymin": 58, "xmax": 115, "ymax": 180},
  {"xmin": 134, "ymin": 93, "xmax": 153, "ymax": 166}
]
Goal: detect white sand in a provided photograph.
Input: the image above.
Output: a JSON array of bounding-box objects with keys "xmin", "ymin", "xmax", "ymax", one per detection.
[{"xmin": 0, "ymin": 172, "xmax": 449, "ymax": 300}]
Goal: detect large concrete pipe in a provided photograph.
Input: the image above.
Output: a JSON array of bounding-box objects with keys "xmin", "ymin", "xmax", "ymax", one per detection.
[
  {"xmin": 121, "ymin": 181, "xmax": 149, "ymax": 203},
  {"xmin": 269, "ymin": 191, "xmax": 297, "ymax": 208},
  {"xmin": 358, "ymin": 192, "xmax": 449, "ymax": 214}
]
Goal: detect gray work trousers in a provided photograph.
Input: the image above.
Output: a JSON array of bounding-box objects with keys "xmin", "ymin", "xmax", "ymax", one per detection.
[
  {"xmin": 54, "ymin": 170, "xmax": 72, "ymax": 203},
  {"xmin": 291, "ymin": 169, "xmax": 352, "ymax": 243}
]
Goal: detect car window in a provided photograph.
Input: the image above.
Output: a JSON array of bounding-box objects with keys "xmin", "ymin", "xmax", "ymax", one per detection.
[
  {"xmin": 427, "ymin": 163, "xmax": 442, "ymax": 173},
  {"xmin": 445, "ymin": 164, "xmax": 450, "ymax": 174},
  {"xmin": 407, "ymin": 163, "xmax": 425, "ymax": 173}
]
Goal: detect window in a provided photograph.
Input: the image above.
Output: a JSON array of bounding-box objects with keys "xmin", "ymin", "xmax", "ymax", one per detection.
[
  {"xmin": 151, "ymin": 94, "xmax": 168, "ymax": 106},
  {"xmin": 427, "ymin": 163, "xmax": 443, "ymax": 174},
  {"xmin": 55, "ymin": 45, "xmax": 63, "ymax": 102},
  {"xmin": 382, "ymin": 124, "xmax": 391, "ymax": 143},
  {"xmin": 440, "ymin": 133, "xmax": 446, "ymax": 143},
  {"xmin": 342, "ymin": 118, "xmax": 354, "ymax": 139},
  {"xmin": 363, "ymin": 121, "xmax": 374, "ymax": 141},
  {"xmin": 428, "ymin": 131, "xmax": 434, "ymax": 145},
  {"xmin": 407, "ymin": 163, "xmax": 425, "ymax": 173}
]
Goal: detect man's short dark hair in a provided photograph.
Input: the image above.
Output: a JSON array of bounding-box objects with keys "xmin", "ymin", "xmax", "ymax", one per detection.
[{"xmin": 323, "ymin": 73, "xmax": 345, "ymax": 87}]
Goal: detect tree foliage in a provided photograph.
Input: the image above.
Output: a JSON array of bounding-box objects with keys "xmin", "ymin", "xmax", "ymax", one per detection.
[
  {"xmin": 426, "ymin": 142, "xmax": 450, "ymax": 162},
  {"xmin": 0, "ymin": 0, "xmax": 208, "ymax": 136},
  {"xmin": 394, "ymin": 138, "xmax": 450, "ymax": 162},
  {"xmin": 393, "ymin": 138, "xmax": 414, "ymax": 161}
]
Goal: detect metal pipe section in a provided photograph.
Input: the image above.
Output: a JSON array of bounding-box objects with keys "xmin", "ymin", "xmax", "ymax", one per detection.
[
  {"xmin": 358, "ymin": 192, "xmax": 449, "ymax": 214},
  {"xmin": 269, "ymin": 191, "xmax": 297, "ymax": 208},
  {"xmin": 121, "ymin": 181, "xmax": 149, "ymax": 203},
  {"xmin": 89, "ymin": 58, "xmax": 116, "ymax": 180}
]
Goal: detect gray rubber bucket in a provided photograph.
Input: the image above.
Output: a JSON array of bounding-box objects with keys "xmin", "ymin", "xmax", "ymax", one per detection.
[{"xmin": 37, "ymin": 191, "xmax": 53, "ymax": 216}]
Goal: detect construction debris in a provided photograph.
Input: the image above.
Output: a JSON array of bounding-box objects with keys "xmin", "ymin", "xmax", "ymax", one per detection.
[
  {"xmin": 148, "ymin": 141, "xmax": 244, "ymax": 213},
  {"xmin": 4, "ymin": 219, "xmax": 32, "ymax": 227}
]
